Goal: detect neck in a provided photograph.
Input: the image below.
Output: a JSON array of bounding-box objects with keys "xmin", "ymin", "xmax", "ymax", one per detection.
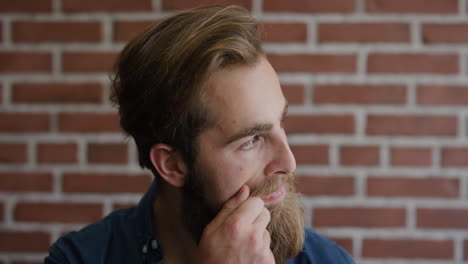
[{"xmin": 153, "ymin": 183, "xmax": 198, "ymax": 264}]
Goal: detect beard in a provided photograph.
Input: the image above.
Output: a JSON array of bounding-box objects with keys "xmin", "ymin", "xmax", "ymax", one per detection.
[{"xmin": 182, "ymin": 171, "xmax": 305, "ymax": 264}]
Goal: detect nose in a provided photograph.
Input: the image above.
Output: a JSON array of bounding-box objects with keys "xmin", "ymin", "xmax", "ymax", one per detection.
[{"xmin": 264, "ymin": 128, "xmax": 296, "ymax": 176}]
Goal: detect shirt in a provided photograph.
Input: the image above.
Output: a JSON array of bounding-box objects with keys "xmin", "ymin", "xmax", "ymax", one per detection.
[{"xmin": 45, "ymin": 180, "xmax": 355, "ymax": 264}]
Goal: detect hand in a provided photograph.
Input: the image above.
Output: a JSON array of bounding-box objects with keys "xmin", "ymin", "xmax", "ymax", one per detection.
[{"xmin": 196, "ymin": 185, "xmax": 274, "ymax": 264}]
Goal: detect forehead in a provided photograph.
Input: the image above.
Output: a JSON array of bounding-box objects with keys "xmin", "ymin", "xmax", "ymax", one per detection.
[{"xmin": 203, "ymin": 57, "xmax": 285, "ymax": 138}]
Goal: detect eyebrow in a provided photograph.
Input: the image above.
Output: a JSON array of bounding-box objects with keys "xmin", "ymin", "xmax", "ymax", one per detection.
[{"xmin": 224, "ymin": 101, "xmax": 289, "ymax": 145}]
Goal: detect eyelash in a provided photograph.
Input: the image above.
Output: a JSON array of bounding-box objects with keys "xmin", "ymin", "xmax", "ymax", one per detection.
[
  {"xmin": 239, "ymin": 135, "xmax": 261, "ymax": 150},
  {"xmin": 281, "ymin": 114, "xmax": 288, "ymax": 129}
]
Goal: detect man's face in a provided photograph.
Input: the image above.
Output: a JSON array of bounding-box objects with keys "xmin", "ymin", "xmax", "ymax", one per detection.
[
  {"xmin": 182, "ymin": 56, "xmax": 304, "ymax": 263},
  {"xmin": 195, "ymin": 56, "xmax": 297, "ymax": 210}
]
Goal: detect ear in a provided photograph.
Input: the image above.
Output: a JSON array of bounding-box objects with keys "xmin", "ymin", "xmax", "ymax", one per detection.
[{"xmin": 149, "ymin": 144, "xmax": 188, "ymax": 188}]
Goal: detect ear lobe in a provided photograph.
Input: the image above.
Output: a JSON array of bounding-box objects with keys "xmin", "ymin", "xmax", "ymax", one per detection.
[{"xmin": 149, "ymin": 144, "xmax": 187, "ymax": 188}]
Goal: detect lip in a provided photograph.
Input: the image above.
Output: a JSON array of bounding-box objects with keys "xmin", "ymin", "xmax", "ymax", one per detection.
[{"xmin": 261, "ymin": 184, "xmax": 286, "ymax": 204}]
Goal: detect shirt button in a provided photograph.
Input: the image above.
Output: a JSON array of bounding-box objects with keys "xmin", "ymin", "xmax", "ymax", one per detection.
[
  {"xmin": 142, "ymin": 245, "xmax": 148, "ymax": 254},
  {"xmin": 151, "ymin": 239, "xmax": 158, "ymax": 250}
]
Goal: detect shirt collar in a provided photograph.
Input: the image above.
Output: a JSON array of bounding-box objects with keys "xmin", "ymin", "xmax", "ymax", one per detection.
[{"xmin": 135, "ymin": 178, "xmax": 162, "ymax": 256}]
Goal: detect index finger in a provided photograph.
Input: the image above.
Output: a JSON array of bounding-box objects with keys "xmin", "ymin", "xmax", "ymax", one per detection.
[{"xmin": 206, "ymin": 185, "xmax": 250, "ymax": 230}]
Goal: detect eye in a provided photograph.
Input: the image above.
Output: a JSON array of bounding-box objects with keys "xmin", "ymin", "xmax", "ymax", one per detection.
[{"xmin": 239, "ymin": 135, "xmax": 261, "ymax": 150}]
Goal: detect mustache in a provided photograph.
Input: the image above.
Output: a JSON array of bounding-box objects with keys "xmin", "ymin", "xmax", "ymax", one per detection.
[{"xmin": 249, "ymin": 174, "xmax": 294, "ymax": 199}]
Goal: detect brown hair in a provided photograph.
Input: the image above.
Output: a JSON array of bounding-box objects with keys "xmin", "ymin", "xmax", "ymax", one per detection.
[{"xmin": 111, "ymin": 5, "xmax": 263, "ymax": 175}]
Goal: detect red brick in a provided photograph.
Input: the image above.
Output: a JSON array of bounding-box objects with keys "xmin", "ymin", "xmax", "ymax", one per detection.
[
  {"xmin": 88, "ymin": 143, "xmax": 127, "ymax": 164},
  {"xmin": 362, "ymin": 239, "xmax": 453, "ymax": 259},
  {"xmin": 264, "ymin": 0, "xmax": 354, "ymax": 13},
  {"xmin": 62, "ymin": 52, "xmax": 118, "ymax": 73},
  {"xmin": 313, "ymin": 207, "xmax": 406, "ymax": 227},
  {"xmin": 114, "ymin": 20, "xmax": 157, "ymax": 42},
  {"xmin": 319, "ymin": 23, "xmax": 410, "ymax": 43},
  {"xmin": 290, "ymin": 145, "xmax": 329, "ymax": 165},
  {"xmin": 0, "ymin": 0, "xmax": 52, "ymax": 12},
  {"xmin": 13, "ymin": 21, "xmax": 101, "ymax": 43},
  {"xmin": 285, "ymin": 115, "xmax": 354, "ymax": 134},
  {"xmin": 0, "ymin": 113, "xmax": 50, "ymax": 132},
  {"xmin": 418, "ymin": 85, "xmax": 468, "ymax": 105},
  {"xmin": 368, "ymin": 53, "xmax": 458, "ymax": 74},
  {"xmin": 467, "ymin": 120, "xmax": 468, "ymax": 137},
  {"xmin": 366, "ymin": 115, "xmax": 457, "ymax": 136},
  {"xmin": 423, "ymin": 24, "xmax": 468, "ymax": 44},
  {"xmin": 442, "ymin": 147, "xmax": 468, "ymax": 167},
  {"xmin": 37, "ymin": 143, "xmax": 77, "ymax": 164},
  {"xmin": 63, "ymin": 173, "xmax": 151, "ymax": 193},
  {"xmin": 340, "ymin": 146, "xmax": 379, "ymax": 166},
  {"xmin": 63, "ymin": 0, "xmax": 152, "ymax": 12},
  {"xmin": 0, "ymin": 172, "xmax": 52, "ymax": 192},
  {"xmin": 281, "ymin": 84, "xmax": 305, "ymax": 104},
  {"xmin": 367, "ymin": 177, "xmax": 459, "ymax": 198},
  {"xmin": 314, "ymin": 84, "xmax": 406, "ymax": 105},
  {"xmin": 12, "ymin": 82, "xmax": 102, "ymax": 104},
  {"xmin": 0, "ymin": 202, "xmax": 4, "ymax": 222},
  {"xmin": 262, "ymin": 23, "xmax": 307, "ymax": 43},
  {"xmin": 162, "ymin": 0, "xmax": 252, "ymax": 10},
  {"xmin": 391, "ymin": 147, "xmax": 432, "ymax": 166},
  {"xmin": 418, "ymin": 208, "xmax": 468, "ymax": 229},
  {"xmin": 366, "ymin": 0, "xmax": 457, "ymax": 14},
  {"xmin": 113, "ymin": 202, "xmax": 137, "ymax": 211},
  {"xmin": 464, "ymin": 240, "xmax": 468, "ymax": 260},
  {"xmin": 0, "ymin": 52, "xmax": 52, "ymax": 73},
  {"xmin": 295, "ymin": 175, "xmax": 354, "ymax": 196},
  {"xmin": 268, "ymin": 54, "xmax": 356, "ymax": 73},
  {"xmin": 0, "ymin": 143, "xmax": 27, "ymax": 164},
  {"xmin": 15, "ymin": 202, "xmax": 102, "ymax": 223},
  {"xmin": 330, "ymin": 237, "xmax": 353, "ymax": 255},
  {"xmin": 59, "ymin": 113, "xmax": 120, "ymax": 133},
  {"xmin": 0, "ymin": 231, "xmax": 50, "ymax": 252}
]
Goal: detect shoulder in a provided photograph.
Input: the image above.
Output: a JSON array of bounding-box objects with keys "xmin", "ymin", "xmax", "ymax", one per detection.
[
  {"xmin": 288, "ymin": 228, "xmax": 355, "ymax": 264},
  {"xmin": 44, "ymin": 207, "xmax": 139, "ymax": 264}
]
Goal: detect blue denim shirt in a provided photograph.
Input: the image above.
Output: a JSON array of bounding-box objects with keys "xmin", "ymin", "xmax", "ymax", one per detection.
[{"xmin": 45, "ymin": 180, "xmax": 355, "ymax": 264}]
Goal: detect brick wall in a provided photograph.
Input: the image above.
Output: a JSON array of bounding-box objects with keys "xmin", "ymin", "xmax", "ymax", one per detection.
[{"xmin": 1, "ymin": 0, "xmax": 468, "ymax": 263}]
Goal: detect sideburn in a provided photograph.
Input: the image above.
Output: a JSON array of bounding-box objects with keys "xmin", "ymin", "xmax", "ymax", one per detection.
[{"xmin": 182, "ymin": 170, "xmax": 218, "ymax": 244}]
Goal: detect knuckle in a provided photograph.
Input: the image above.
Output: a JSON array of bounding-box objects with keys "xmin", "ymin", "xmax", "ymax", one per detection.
[
  {"xmin": 224, "ymin": 217, "xmax": 243, "ymax": 237},
  {"xmin": 251, "ymin": 197, "xmax": 264, "ymax": 208},
  {"xmin": 223, "ymin": 198, "xmax": 237, "ymax": 210},
  {"xmin": 256, "ymin": 248, "xmax": 274, "ymax": 264},
  {"xmin": 248, "ymin": 232, "xmax": 261, "ymax": 247},
  {"xmin": 200, "ymin": 224, "xmax": 213, "ymax": 238}
]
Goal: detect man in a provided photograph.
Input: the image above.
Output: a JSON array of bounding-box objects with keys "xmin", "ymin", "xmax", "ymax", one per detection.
[{"xmin": 46, "ymin": 5, "xmax": 354, "ymax": 264}]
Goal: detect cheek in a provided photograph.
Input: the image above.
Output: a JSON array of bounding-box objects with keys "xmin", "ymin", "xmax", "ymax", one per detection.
[
  {"xmin": 210, "ymin": 167, "xmax": 247, "ymax": 205},
  {"xmin": 199, "ymin": 148, "xmax": 268, "ymax": 208},
  {"xmin": 203, "ymin": 164, "xmax": 257, "ymax": 209}
]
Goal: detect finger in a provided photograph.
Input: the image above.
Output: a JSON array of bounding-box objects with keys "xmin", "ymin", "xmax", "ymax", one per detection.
[
  {"xmin": 224, "ymin": 185, "xmax": 250, "ymax": 210},
  {"xmin": 228, "ymin": 196, "xmax": 264, "ymax": 226},
  {"xmin": 207, "ymin": 185, "xmax": 250, "ymax": 230},
  {"xmin": 253, "ymin": 207, "xmax": 271, "ymax": 231},
  {"xmin": 263, "ymin": 230, "xmax": 271, "ymax": 247}
]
